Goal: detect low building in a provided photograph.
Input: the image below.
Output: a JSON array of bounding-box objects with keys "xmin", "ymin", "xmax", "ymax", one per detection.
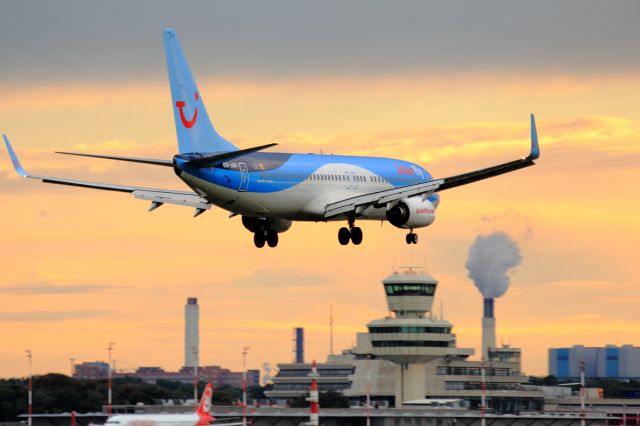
[
  {"xmin": 549, "ymin": 345, "xmax": 640, "ymax": 379},
  {"xmin": 113, "ymin": 365, "xmax": 260, "ymax": 387},
  {"xmin": 73, "ymin": 361, "xmax": 109, "ymax": 379}
]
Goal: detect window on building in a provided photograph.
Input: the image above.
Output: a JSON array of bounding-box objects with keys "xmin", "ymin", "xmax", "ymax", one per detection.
[{"xmin": 384, "ymin": 283, "xmax": 436, "ymax": 296}]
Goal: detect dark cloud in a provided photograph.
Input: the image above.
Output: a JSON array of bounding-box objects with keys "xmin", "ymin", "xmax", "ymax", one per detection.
[
  {"xmin": 0, "ymin": 1, "xmax": 639, "ymax": 84},
  {"xmin": 0, "ymin": 282, "xmax": 121, "ymax": 294},
  {"xmin": 0, "ymin": 310, "xmax": 111, "ymax": 322}
]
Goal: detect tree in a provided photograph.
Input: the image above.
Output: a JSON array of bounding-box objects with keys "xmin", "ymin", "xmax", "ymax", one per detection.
[{"xmin": 319, "ymin": 391, "xmax": 350, "ymax": 408}]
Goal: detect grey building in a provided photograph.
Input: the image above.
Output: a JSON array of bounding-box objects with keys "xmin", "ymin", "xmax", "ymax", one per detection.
[{"xmin": 549, "ymin": 345, "xmax": 640, "ymax": 379}]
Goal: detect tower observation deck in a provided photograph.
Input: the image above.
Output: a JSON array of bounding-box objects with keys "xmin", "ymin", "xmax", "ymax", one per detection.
[{"xmin": 366, "ymin": 268, "xmax": 472, "ymax": 364}]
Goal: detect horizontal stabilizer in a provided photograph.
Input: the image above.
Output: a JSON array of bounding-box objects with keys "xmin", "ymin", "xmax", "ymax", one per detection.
[
  {"xmin": 56, "ymin": 151, "xmax": 173, "ymax": 166},
  {"xmin": 185, "ymin": 143, "xmax": 277, "ymax": 167}
]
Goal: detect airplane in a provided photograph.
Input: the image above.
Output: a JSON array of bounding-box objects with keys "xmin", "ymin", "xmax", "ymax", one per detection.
[
  {"xmin": 2, "ymin": 28, "xmax": 540, "ymax": 248},
  {"xmin": 104, "ymin": 383, "xmax": 242, "ymax": 426}
]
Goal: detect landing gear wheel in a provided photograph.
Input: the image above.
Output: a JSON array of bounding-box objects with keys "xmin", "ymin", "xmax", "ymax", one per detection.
[
  {"xmin": 406, "ymin": 232, "xmax": 418, "ymax": 244},
  {"xmin": 338, "ymin": 227, "xmax": 351, "ymax": 245},
  {"xmin": 266, "ymin": 230, "xmax": 279, "ymax": 247},
  {"xmin": 350, "ymin": 227, "xmax": 363, "ymax": 245},
  {"xmin": 254, "ymin": 232, "xmax": 266, "ymax": 248}
]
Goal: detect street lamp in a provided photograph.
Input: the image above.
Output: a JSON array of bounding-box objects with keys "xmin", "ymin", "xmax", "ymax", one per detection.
[
  {"xmin": 191, "ymin": 346, "xmax": 198, "ymax": 409},
  {"xmin": 25, "ymin": 350, "xmax": 32, "ymax": 426},
  {"xmin": 241, "ymin": 347, "xmax": 250, "ymax": 426},
  {"xmin": 108, "ymin": 342, "xmax": 115, "ymax": 417},
  {"xmin": 366, "ymin": 354, "xmax": 371, "ymax": 426}
]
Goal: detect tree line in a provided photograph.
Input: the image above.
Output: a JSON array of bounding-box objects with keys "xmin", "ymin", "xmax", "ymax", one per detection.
[{"xmin": 0, "ymin": 374, "xmax": 266, "ymax": 422}]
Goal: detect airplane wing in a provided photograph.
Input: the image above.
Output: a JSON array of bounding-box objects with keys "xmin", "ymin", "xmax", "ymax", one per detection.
[
  {"xmin": 3, "ymin": 135, "xmax": 211, "ymax": 215},
  {"xmin": 324, "ymin": 114, "xmax": 540, "ymax": 219}
]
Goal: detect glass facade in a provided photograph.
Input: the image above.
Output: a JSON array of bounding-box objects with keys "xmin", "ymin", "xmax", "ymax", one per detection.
[
  {"xmin": 372, "ymin": 340, "xmax": 450, "ymax": 348},
  {"xmin": 436, "ymin": 366, "xmax": 513, "ymax": 376},
  {"xmin": 444, "ymin": 381, "xmax": 523, "ymax": 391},
  {"xmin": 276, "ymin": 368, "xmax": 354, "ymax": 377},
  {"xmin": 384, "ymin": 283, "xmax": 436, "ymax": 296},
  {"xmin": 369, "ymin": 326, "xmax": 451, "ymax": 334}
]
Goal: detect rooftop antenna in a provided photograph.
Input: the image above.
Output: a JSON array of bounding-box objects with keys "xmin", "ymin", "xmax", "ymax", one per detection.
[{"xmin": 440, "ymin": 300, "xmax": 444, "ymax": 320}]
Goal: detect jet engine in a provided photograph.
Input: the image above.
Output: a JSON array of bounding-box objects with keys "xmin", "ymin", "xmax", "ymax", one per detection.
[
  {"xmin": 386, "ymin": 197, "xmax": 436, "ymax": 229},
  {"xmin": 242, "ymin": 216, "xmax": 292, "ymax": 233}
]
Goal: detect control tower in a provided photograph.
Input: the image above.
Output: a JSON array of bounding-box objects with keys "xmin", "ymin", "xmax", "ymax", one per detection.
[{"xmin": 354, "ymin": 268, "xmax": 473, "ymax": 406}]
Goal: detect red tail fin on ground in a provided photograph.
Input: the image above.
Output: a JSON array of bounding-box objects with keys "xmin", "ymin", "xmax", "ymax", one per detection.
[{"xmin": 197, "ymin": 383, "xmax": 214, "ymax": 425}]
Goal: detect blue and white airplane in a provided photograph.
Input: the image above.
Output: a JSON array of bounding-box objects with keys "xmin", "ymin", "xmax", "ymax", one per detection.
[{"xmin": 3, "ymin": 29, "xmax": 540, "ymax": 248}]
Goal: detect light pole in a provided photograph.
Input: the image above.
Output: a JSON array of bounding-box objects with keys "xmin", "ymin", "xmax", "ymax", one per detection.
[
  {"xmin": 70, "ymin": 358, "xmax": 75, "ymax": 378},
  {"xmin": 580, "ymin": 360, "xmax": 586, "ymax": 426},
  {"xmin": 108, "ymin": 342, "xmax": 115, "ymax": 417},
  {"xmin": 366, "ymin": 354, "xmax": 371, "ymax": 426},
  {"xmin": 241, "ymin": 347, "xmax": 250, "ymax": 426},
  {"xmin": 192, "ymin": 346, "xmax": 198, "ymax": 409},
  {"xmin": 481, "ymin": 361, "xmax": 486, "ymax": 426},
  {"xmin": 26, "ymin": 350, "xmax": 32, "ymax": 426}
]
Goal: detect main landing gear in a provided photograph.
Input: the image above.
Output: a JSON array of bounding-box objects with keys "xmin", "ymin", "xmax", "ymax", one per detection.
[
  {"xmin": 338, "ymin": 217, "xmax": 363, "ymax": 246},
  {"xmin": 254, "ymin": 229, "xmax": 279, "ymax": 248},
  {"xmin": 405, "ymin": 230, "xmax": 418, "ymax": 245}
]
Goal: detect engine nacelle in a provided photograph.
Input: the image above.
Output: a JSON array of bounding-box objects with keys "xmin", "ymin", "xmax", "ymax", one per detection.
[
  {"xmin": 386, "ymin": 197, "xmax": 436, "ymax": 229},
  {"xmin": 242, "ymin": 216, "xmax": 292, "ymax": 233}
]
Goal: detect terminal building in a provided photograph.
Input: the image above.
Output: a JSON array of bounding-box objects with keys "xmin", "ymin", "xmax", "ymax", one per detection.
[
  {"xmin": 549, "ymin": 345, "xmax": 640, "ymax": 379},
  {"xmin": 266, "ymin": 268, "xmax": 545, "ymax": 413}
]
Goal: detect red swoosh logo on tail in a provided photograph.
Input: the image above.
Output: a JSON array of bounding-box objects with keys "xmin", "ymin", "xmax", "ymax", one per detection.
[{"xmin": 176, "ymin": 92, "xmax": 199, "ymax": 128}]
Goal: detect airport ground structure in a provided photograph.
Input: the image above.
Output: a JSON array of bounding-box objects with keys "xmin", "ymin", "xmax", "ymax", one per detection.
[
  {"xmin": 549, "ymin": 346, "xmax": 640, "ymax": 380},
  {"xmin": 267, "ymin": 269, "xmax": 544, "ymax": 413},
  {"xmin": 73, "ymin": 362, "xmax": 259, "ymax": 388}
]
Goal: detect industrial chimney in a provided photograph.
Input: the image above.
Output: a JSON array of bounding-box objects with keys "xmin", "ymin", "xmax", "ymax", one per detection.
[
  {"xmin": 184, "ymin": 297, "xmax": 199, "ymax": 368},
  {"xmin": 293, "ymin": 327, "xmax": 304, "ymax": 363},
  {"xmin": 482, "ymin": 298, "xmax": 496, "ymax": 361}
]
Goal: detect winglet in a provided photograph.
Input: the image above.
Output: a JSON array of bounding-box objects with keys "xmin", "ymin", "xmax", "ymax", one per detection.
[
  {"xmin": 528, "ymin": 113, "xmax": 540, "ymax": 160},
  {"xmin": 2, "ymin": 135, "xmax": 29, "ymax": 177}
]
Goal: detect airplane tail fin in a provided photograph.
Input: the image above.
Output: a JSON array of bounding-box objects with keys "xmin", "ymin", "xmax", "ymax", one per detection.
[
  {"xmin": 163, "ymin": 28, "xmax": 238, "ymax": 154},
  {"xmin": 197, "ymin": 383, "xmax": 214, "ymax": 419}
]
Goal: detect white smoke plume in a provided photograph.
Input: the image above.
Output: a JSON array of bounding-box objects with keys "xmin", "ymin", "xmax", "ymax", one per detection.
[{"xmin": 465, "ymin": 231, "xmax": 522, "ymax": 299}]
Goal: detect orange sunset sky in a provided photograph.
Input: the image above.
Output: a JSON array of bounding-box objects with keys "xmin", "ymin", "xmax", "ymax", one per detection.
[{"xmin": 1, "ymin": 1, "xmax": 639, "ymax": 379}]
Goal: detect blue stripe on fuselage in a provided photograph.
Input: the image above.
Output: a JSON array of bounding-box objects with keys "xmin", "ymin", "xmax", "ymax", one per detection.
[{"xmin": 177, "ymin": 152, "xmax": 435, "ymax": 195}]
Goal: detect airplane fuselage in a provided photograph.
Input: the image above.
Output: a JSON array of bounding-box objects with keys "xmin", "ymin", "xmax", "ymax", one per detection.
[
  {"xmin": 175, "ymin": 152, "xmax": 440, "ymax": 221},
  {"xmin": 106, "ymin": 414, "xmax": 202, "ymax": 426}
]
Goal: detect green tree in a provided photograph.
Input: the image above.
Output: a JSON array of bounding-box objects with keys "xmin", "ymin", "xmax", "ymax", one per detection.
[{"xmin": 319, "ymin": 391, "xmax": 350, "ymax": 408}]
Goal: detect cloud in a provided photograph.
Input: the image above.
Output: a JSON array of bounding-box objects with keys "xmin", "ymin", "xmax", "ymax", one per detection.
[
  {"xmin": 0, "ymin": 310, "xmax": 111, "ymax": 322},
  {"xmin": 1, "ymin": 1, "xmax": 640, "ymax": 85},
  {"xmin": 0, "ymin": 282, "xmax": 121, "ymax": 294},
  {"xmin": 231, "ymin": 268, "xmax": 329, "ymax": 289}
]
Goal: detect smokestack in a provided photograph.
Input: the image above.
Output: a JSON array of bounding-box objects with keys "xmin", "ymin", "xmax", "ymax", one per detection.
[
  {"xmin": 482, "ymin": 298, "xmax": 496, "ymax": 361},
  {"xmin": 466, "ymin": 231, "xmax": 522, "ymax": 361},
  {"xmin": 185, "ymin": 297, "xmax": 199, "ymax": 368},
  {"xmin": 294, "ymin": 327, "xmax": 304, "ymax": 363}
]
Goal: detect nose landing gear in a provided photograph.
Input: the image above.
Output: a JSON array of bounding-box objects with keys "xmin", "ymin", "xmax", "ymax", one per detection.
[{"xmin": 405, "ymin": 231, "xmax": 418, "ymax": 245}]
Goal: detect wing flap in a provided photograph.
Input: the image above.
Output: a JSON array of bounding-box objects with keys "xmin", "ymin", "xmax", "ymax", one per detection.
[
  {"xmin": 324, "ymin": 180, "xmax": 442, "ymax": 218},
  {"xmin": 133, "ymin": 190, "xmax": 211, "ymax": 209}
]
